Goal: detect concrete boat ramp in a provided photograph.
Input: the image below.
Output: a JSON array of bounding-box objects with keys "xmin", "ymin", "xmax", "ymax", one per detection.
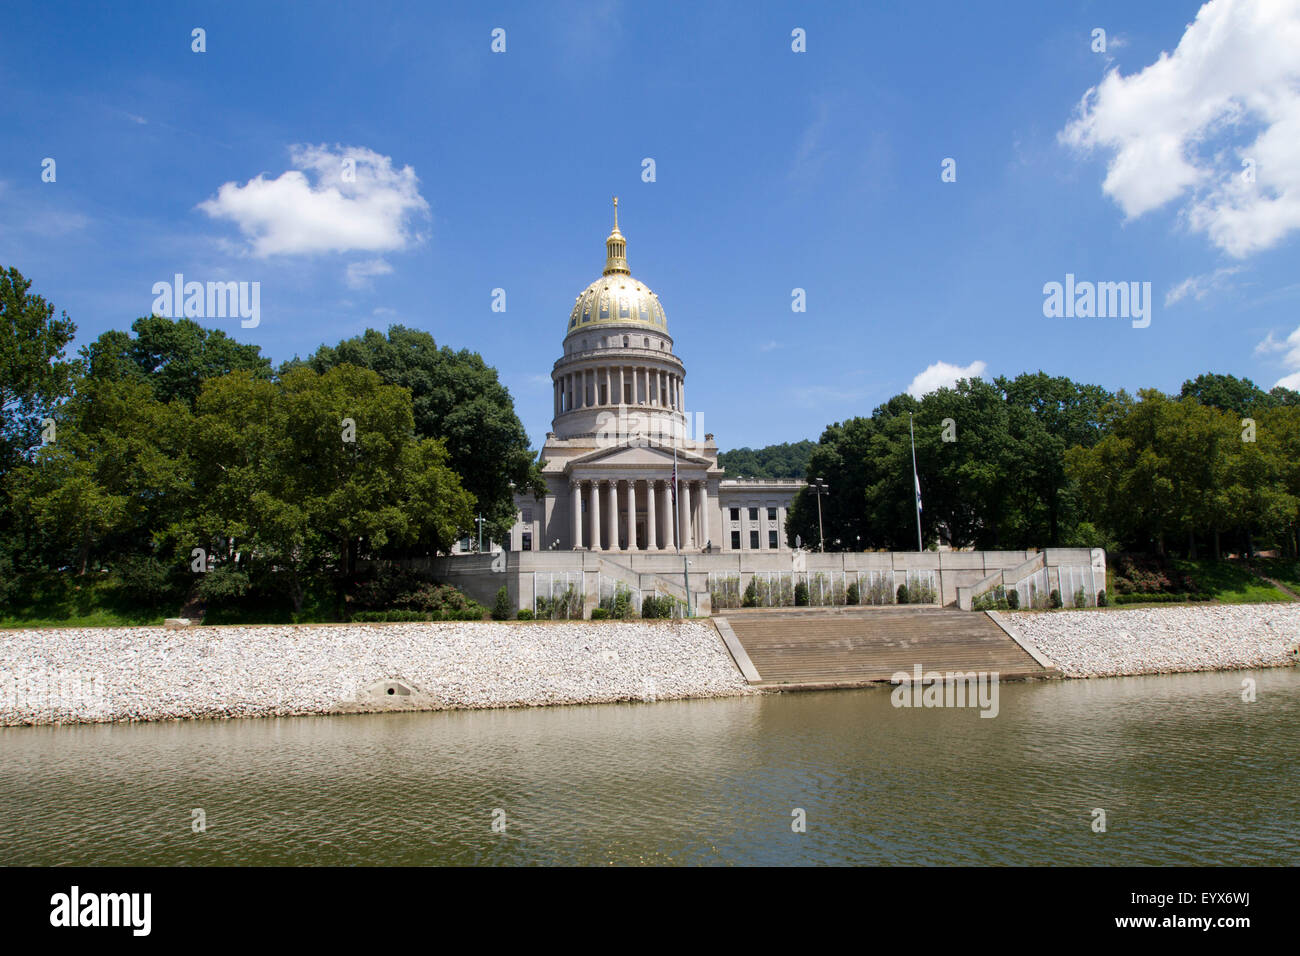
[{"xmin": 714, "ymin": 607, "xmax": 1058, "ymax": 689}]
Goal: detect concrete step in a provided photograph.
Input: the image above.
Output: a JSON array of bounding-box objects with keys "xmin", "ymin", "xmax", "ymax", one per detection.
[{"xmin": 721, "ymin": 609, "xmax": 1053, "ymax": 686}]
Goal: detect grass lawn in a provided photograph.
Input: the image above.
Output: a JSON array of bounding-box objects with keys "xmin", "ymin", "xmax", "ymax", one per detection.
[
  {"xmin": 0, "ymin": 577, "xmax": 173, "ymax": 629},
  {"xmin": 1253, "ymin": 558, "xmax": 1300, "ymax": 595},
  {"xmin": 1104, "ymin": 558, "xmax": 1293, "ymax": 606},
  {"xmin": 1171, "ymin": 559, "xmax": 1293, "ymax": 603}
]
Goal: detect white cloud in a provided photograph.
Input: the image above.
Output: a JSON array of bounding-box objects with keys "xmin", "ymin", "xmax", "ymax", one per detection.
[
  {"xmin": 345, "ymin": 258, "xmax": 393, "ymax": 289},
  {"xmin": 1260, "ymin": 323, "xmax": 1300, "ymax": 389},
  {"xmin": 1254, "ymin": 330, "xmax": 1285, "ymax": 354},
  {"xmin": 197, "ymin": 144, "xmax": 429, "ymax": 257},
  {"xmin": 1060, "ymin": 0, "xmax": 1300, "ymax": 258},
  {"xmin": 1165, "ymin": 265, "xmax": 1242, "ymax": 305},
  {"xmin": 906, "ymin": 360, "xmax": 987, "ymax": 399},
  {"xmin": 759, "ymin": 340, "xmax": 783, "ymax": 352}
]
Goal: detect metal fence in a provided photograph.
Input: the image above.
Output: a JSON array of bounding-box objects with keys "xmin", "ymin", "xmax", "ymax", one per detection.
[
  {"xmin": 1057, "ymin": 565, "xmax": 1100, "ymax": 607},
  {"xmin": 532, "ymin": 571, "xmax": 584, "ymax": 619}
]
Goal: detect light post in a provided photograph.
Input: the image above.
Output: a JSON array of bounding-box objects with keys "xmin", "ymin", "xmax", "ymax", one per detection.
[
  {"xmin": 475, "ymin": 514, "xmax": 485, "ymax": 552},
  {"xmin": 809, "ymin": 477, "xmax": 830, "ymax": 552}
]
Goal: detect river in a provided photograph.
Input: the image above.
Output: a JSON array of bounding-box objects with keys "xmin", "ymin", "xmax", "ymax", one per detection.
[{"xmin": 2, "ymin": 669, "xmax": 1297, "ymax": 865}]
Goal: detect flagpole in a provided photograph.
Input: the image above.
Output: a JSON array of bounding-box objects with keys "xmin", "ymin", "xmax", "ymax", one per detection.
[
  {"xmin": 673, "ymin": 440, "xmax": 680, "ymax": 555},
  {"xmin": 910, "ymin": 412, "xmax": 923, "ymax": 553},
  {"xmin": 673, "ymin": 421, "xmax": 691, "ymax": 616}
]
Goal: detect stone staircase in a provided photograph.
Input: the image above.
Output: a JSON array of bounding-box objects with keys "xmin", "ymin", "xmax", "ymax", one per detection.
[{"xmin": 719, "ymin": 606, "xmax": 1055, "ymax": 686}]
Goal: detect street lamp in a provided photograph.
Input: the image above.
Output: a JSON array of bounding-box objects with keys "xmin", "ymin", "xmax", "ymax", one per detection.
[
  {"xmin": 809, "ymin": 477, "xmax": 830, "ymax": 552},
  {"xmin": 474, "ymin": 514, "xmax": 486, "ymax": 552}
]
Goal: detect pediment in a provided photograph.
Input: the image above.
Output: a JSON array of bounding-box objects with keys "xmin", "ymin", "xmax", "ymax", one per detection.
[{"xmin": 567, "ymin": 440, "xmax": 714, "ymax": 471}]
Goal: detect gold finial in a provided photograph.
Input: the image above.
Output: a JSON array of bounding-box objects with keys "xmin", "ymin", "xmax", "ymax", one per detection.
[{"xmin": 604, "ymin": 197, "xmax": 629, "ymax": 275}]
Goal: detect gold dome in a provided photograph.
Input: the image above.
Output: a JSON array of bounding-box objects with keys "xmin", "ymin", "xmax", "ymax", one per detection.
[{"xmin": 567, "ymin": 197, "xmax": 669, "ymax": 334}]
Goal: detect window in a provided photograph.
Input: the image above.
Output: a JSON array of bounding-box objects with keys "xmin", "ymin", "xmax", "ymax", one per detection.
[
  {"xmin": 623, "ymin": 335, "xmax": 629, "ymax": 347},
  {"xmin": 748, "ymin": 507, "xmax": 759, "ymax": 521},
  {"xmin": 523, "ymin": 507, "xmax": 533, "ymax": 523},
  {"xmin": 731, "ymin": 530, "xmax": 741, "ymax": 550},
  {"xmin": 522, "ymin": 533, "xmax": 532, "ymax": 552},
  {"xmin": 643, "ymin": 337, "xmax": 650, "ymax": 347},
  {"xmin": 768, "ymin": 507, "xmax": 777, "ymax": 521},
  {"xmin": 729, "ymin": 507, "xmax": 740, "ymax": 522},
  {"xmin": 769, "ymin": 529, "xmax": 778, "ymax": 549},
  {"xmin": 750, "ymin": 530, "xmax": 760, "ymax": 549}
]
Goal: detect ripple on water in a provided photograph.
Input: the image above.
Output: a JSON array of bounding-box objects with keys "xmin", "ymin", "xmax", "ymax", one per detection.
[{"xmin": 1, "ymin": 669, "xmax": 1298, "ymax": 865}]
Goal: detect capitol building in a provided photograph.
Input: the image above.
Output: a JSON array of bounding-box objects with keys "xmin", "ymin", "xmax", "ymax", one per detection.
[{"xmin": 507, "ymin": 200, "xmax": 804, "ymax": 555}]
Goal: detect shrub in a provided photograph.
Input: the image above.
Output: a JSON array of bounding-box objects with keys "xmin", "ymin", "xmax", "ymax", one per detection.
[
  {"xmin": 491, "ymin": 585, "xmax": 512, "ymax": 621},
  {"xmin": 452, "ymin": 605, "xmax": 485, "ymax": 620},
  {"xmin": 1096, "ymin": 589, "xmax": 1108, "ymax": 607},
  {"xmin": 846, "ymin": 581, "xmax": 860, "ymax": 605},
  {"xmin": 742, "ymin": 579, "xmax": 759, "ymax": 608},
  {"xmin": 1113, "ymin": 592, "xmax": 1212, "ymax": 605},
  {"xmin": 197, "ymin": 565, "xmax": 251, "ymax": 603},
  {"xmin": 113, "ymin": 555, "xmax": 175, "ymax": 604},
  {"xmin": 641, "ymin": 595, "xmax": 682, "ymax": 619},
  {"xmin": 794, "ymin": 581, "xmax": 809, "ymax": 606},
  {"xmin": 1006, "ymin": 589, "xmax": 1020, "ymax": 610},
  {"xmin": 352, "ymin": 609, "xmax": 427, "ymax": 622},
  {"xmin": 1073, "ymin": 587, "xmax": 1087, "ymax": 609},
  {"xmin": 516, "ymin": 608, "xmax": 534, "ymax": 621},
  {"xmin": 896, "ymin": 583, "xmax": 909, "ymax": 605},
  {"xmin": 590, "ymin": 607, "xmax": 609, "ymax": 620},
  {"xmin": 1049, "ymin": 589, "xmax": 1062, "ymax": 609},
  {"xmin": 599, "ymin": 583, "xmax": 636, "ymax": 619}
]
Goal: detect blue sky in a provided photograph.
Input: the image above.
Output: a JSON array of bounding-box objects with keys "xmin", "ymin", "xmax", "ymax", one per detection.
[{"xmin": 3, "ymin": 0, "xmax": 1299, "ymax": 452}]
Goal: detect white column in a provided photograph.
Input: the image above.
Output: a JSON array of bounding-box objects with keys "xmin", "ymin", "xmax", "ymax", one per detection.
[
  {"xmin": 618, "ymin": 367, "xmax": 625, "ymax": 406},
  {"xmin": 604, "ymin": 367, "xmax": 611, "ymax": 405},
  {"xmin": 699, "ymin": 480, "xmax": 711, "ymax": 551},
  {"xmin": 661, "ymin": 481, "xmax": 674, "ymax": 549},
  {"xmin": 627, "ymin": 480, "xmax": 638, "ymax": 551},
  {"xmin": 589, "ymin": 480, "xmax": 601, "ymax": 552},
  {"xmin": 647, "ymin": 480, "xmax": 657, "ymax": 550},
  {"xmin": 679, "ymin": 478, "xmax": 691, "ymax": 550},
  {"xmin": 608, "ymin": 479, "xmax": 620, "ymax": 551},
  {"xmin": 572, "ymin": 481, "xmax": 582, "ymax": 548}
]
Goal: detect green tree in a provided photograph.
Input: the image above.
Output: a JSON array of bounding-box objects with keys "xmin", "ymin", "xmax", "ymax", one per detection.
[
  {"xmin": 12, "ymin": 378, "xmax": 194, "ymax": 574},
  {"xmin": 0, "ymin": 266, "xmax": 79, "ymax": 480},
  {"xmin": 718, "ymin": 440, "xmax": 815, "ymax": 478},
  {"xmin": 297, "ymin": 326, "xmax": 539, "ymax": 541},
  {"xmin": 1180, "ymin": 372, "xmax": 1275, "ymax": 417},
  {"xmin": 83, "ymin": 314, "xmax": 271, "ymax": 406},
  {"xmin": 177, "ymin": 366, "xmax": 475, "ymax": 612}
]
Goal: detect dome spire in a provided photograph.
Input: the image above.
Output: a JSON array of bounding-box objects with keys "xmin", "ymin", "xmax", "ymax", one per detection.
[{"xmin": 604, "ymin": 195, "xmax": 629, "ymax": 276}]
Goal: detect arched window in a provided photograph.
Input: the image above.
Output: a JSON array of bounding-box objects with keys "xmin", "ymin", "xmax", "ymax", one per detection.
[{"xmin": 623, "ymin": 335, "xmax": 629, "ymax": 347}]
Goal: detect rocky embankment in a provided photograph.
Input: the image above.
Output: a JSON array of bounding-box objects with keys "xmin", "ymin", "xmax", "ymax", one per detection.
[
  {"xmin": 1012, "ymin": 603, "xmax": 1300, "ymax": 678},
  {"xmin": 0, "ymin": 620, "xmax": 752, "ymax": 726}
]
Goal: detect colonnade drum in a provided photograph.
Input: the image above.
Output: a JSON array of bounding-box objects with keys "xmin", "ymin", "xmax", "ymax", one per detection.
[
  {"xmin": 555, "ymin": 363, "xmax": 684, "ymax": 417},
  {"xmin": 570, "ymin": 477, "xmax": 709, "ymax": 551}
]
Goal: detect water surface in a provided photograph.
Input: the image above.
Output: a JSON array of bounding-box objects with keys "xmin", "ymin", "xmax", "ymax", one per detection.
[{"xmin": 2, "ymin": 670, "xmax": 1297, "ymax": 865}]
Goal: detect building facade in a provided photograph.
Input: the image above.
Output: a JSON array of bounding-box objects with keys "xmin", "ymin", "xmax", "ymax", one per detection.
[{"xmin": 508, "ymin": 200, "xmax": 803, "ymax": 554}]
